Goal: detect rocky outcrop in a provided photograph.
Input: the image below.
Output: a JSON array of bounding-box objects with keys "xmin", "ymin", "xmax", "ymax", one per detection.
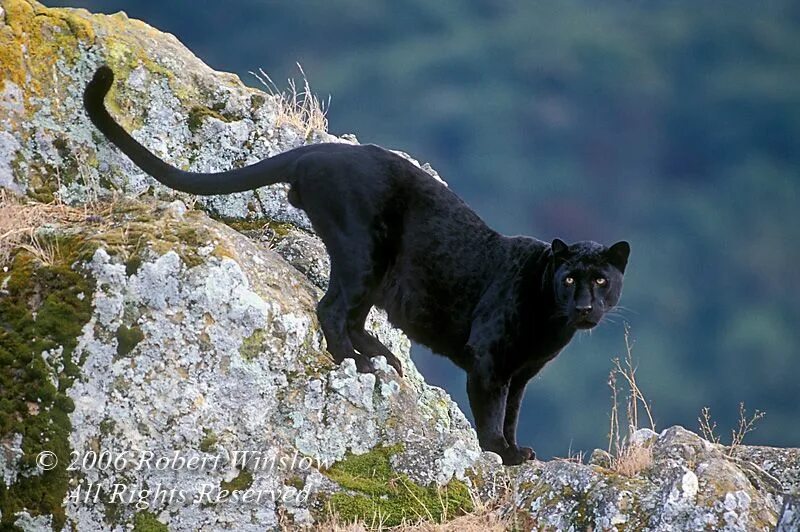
[
  {"xmin": 0, "ymin": 0, "xmax": 441, "ymax": 226},
  {"xmin": 0, "ymin": 198, "xmax": 484, "ymax": 530},
  {"xmin": 504, "ymin": 426, "xmax": 798, "ymax": 531},
  {"xmin": 1, "ymin": 1, "xmax": 798, "ymax": 530}
]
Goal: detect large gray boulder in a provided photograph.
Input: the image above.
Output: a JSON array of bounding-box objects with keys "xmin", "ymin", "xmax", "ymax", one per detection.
[{"xmin": 0, "ymin": 198, "xmax": 484, "ymax": 530}]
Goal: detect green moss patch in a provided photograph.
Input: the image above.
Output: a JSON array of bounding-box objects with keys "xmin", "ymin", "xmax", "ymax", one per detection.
[
  {"xmin": 116, "ymin": 324, "xmax": 144, "ymax": 356},
  {"xmin": 0, "ymin": 244, "xmax": 95, "ymax": 530},
  {"xmin": 286, "ymin": 475, "xmax": 305, "ymax": 491},
  {"xmin": 79, "ymin": 203, "xmax": 221, "ymax": 270},
  {"xmin": 125, "ymin": 254, "xmax": 143, "ymax": 276},
  {"xmin": 132, "ymin": 511, "xmax": 168, "ymax": 532},
  {"xmin": 220, "ymin": 469, "xmax": 254, "ymax": 492},
  {"xmin": 323, "ymin": 445, "xmax": 473, "ymax": 527},
  {"xmin": 199, "ymin": 429, "xmax": 217, "ymax": 453},
  {"xmin": 187, "ymin": 106, "xmax": 230, "ymax": 132}
]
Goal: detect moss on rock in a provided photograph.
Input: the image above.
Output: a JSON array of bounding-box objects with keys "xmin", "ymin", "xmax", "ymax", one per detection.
[
  {"xmin": 76, "ymin": 202, "xmax": 226, "ymax": 270},
  {"xmin": 220, "ymin": 469, "xmax": 254, "ymax": 493},
  {"xmin": 198, "ymin": 429, "xmax": 218, "ymax": 453},
  {"xmin": 0, "ymin": 243, "xmax": 95, "ymax": 530},
  {"xmin": 0, "ymin": 0, "xmax": 96, "ymax": 93},
  {"xmin": 220, "ymin": 218, "xmax": 297, "ymax": 242},
  {"xmin": 239, "ymin": 328, "xmax": 268, "ymax": 360},
  {"xmin": 187, "ymin": 106, "xmax": 230, "ymax": 132},
  {"xmin": 322, "ymin": 445, "xmax": 474, "ymax": 527},
  {"xmin": 132, "ymin": 511, "xmax": 168, "ymax": 532},
  {"xmin": 116, "ymin": 324, "xmax": 144, "ymax": 356}
]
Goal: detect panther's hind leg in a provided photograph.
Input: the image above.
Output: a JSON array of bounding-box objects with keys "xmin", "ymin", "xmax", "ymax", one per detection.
[
  {"xmin": 317, "ymin": 276, "xmax": 376, "ymax": 374},
  {"xmin": 294, "ymin": 166, "xmax": 395, "ymax": 375},
  {"xmin": 317, "ymin": 236, "xmax": 400, "ymax": 375},
  {"xmin": 347, "ymin": 302, "xmax": 404, "ymax": 377}
]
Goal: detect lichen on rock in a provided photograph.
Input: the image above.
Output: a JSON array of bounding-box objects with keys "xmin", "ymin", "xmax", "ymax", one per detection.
[
  {"xmin": 509, "ymin": 426, "xmax": 791, "ymax": 531},
  {"xmin": 0, "ymin": 0, "xmax": 442, "ymax": 227},
  {"xmin": 0, "ymin": 199, "xmax": 483, "ymax": 530}
]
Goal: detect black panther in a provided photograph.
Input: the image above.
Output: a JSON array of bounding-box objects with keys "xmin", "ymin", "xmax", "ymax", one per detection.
[{"xmin": 84, "ymin": 66, "xmax": 629, "ymax": 465}]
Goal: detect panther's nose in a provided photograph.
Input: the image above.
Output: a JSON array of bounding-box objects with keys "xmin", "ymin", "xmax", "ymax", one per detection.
[{"xmin": 576, "ymin": 304, "xmax": 593, "ymax": 315}]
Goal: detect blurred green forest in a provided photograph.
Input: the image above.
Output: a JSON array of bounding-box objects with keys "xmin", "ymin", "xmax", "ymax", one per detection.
[{"xmin": 45, "ymin": 0, "xmax": 800, "ymax": 458}]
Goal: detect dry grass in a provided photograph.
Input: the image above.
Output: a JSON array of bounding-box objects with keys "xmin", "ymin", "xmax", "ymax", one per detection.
[
  {"xmin": 17, "ymin": 231, "xmax": 61, "ymax": 266},
  {"xmin": 698, "ymin": 402, "xmax": 765, "ymax": 455},
  {"xmin": 0, "ymin": 191, "xmax": 115, "ymax": 265},
  {"xmin": 307, "ymin": 508, "xmax": 510, "ymax": 532},
  {"xmin": 730, "ymin": 403, "xmax": 765, "ymax": 450},
  {"xmin": 555, "ymin": 442, "xmax": 585, "ymax": 465},
  {"xmin": 698, "ymin": 406, "xmax": 720, "ymax": 445},
  {"xmin": 288, "ymin": 479, "xmax": 517, "ymax": 532},
  {"xmin": 607, "ymin": 324, "xmax": 655, "ymax": 477},
  {"xmin": 611, "ymin": 441, "xmax": 654, "ymax": 478},
  {"xmin": 250, "ymin": 63, "xmax": 330, "ymax": 136}
]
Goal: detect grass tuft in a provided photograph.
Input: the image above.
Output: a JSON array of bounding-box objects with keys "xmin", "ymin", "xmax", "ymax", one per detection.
[
  {"xmin": 307, "ymin": 477, "xmax": 515, "ymax": 531},
  {"xmin": 607, "ymin": 324, "xmax": 655, "ymax": 477},
  {"xmin": 321, "ymin": 445, "xmax": 474, "ymax": 528},
  {"xmin": 0, "ymin": 190, "xmax": 113, "ymax": 265},
  {"xmin": 250, "ymin": 63, "xmax": 330, "ymax": 136}
]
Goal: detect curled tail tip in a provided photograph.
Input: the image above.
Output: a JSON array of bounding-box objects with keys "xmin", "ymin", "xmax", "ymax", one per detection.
[
  {"xmin": 91, "ymin": 65, "xmax": 114, "ymax": 86},
  {"xmin": 84, "ymin": 65, "xmax": 114, "ymax": 108}
]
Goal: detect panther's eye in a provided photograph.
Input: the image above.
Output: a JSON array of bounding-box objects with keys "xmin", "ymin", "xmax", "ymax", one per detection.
[
  {"xmin": 564, "ymin": 276, "xmax": 575, "ymax": 286},
  {"xmin": 595, "ymin": 278, "xmax": 607, "ymax": 286}
]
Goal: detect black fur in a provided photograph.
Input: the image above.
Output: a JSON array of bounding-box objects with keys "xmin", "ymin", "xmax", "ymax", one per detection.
[{"xmin": 84, "ymin": 66, "xmax": 630, "ymax": 465}]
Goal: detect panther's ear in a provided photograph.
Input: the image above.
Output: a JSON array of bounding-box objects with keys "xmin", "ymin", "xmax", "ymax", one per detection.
[
  {"xmin": 551, "ymin": 238, "xmax": 569, "ymax": 262},
  {"xmin": 607, "ymin": 241, "xmax": 630, "ymax": 273}
]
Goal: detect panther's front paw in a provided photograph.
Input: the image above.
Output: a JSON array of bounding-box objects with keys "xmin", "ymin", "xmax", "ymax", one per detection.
[
  {"xmin": 499, "ymin": 445, "xmax": 536, "ymax": 465},
  {"xmin": 517, "ymin": 445, "xmax": 536, "ymax": 461}
]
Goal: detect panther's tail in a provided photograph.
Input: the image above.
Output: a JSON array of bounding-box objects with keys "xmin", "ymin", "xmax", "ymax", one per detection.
[{"xmin": 83, "ymin": 66, "xmax": 303, "ymax": 195}]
